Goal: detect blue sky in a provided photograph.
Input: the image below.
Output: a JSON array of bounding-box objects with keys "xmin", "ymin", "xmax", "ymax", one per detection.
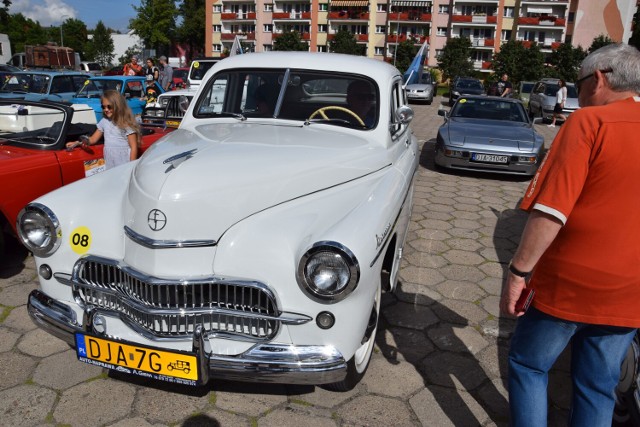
[{"xmin": 11, "ymin": 0, "xmax": 142, "ymax": 32}]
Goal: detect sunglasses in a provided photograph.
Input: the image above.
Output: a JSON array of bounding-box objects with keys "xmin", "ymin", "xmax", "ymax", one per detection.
[
  {"xmin": 575, "ymin": 68, "xmax": 612, "ymax": 93},
  {"xmin": 101, "ymin": 104, "xmax": 113, "ymax": 110}
]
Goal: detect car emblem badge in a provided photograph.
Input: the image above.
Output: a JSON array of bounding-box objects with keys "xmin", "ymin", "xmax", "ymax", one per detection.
[
  {"xmin": 163, "ymin": 148, "xmax": 197, "ymax": 172},
  {"xmin": 147, "ymin": 209, "xmax": 167, "ymax": 231}
]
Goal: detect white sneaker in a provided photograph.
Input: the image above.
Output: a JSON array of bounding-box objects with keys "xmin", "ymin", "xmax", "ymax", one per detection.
[{"xmin": 547, "ymin": 124, "xmax": 555, "ymax": 128}]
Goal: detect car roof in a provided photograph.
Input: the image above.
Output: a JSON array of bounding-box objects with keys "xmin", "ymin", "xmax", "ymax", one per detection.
[
  {"xmin": 457, "ymin": 95, "xmax": 522, "ymax": 103},
  {"xmin": 213, "ymin": 52, "xmax": 401, "ymax": 84},
  {"xmin": 87, "ymin": 75, "xmax": 146, "ymax": 81},
  {"xmin": 11, "ymin": 70, "xmax": 87, "ymax": 76}
]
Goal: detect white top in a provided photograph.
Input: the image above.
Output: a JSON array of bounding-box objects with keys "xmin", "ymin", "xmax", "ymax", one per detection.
[
  {"xmin": 556, "ymin": 86, "xmax": 567, "ymax": 104},
  {"xmin": 97, "ymin": 118, "xmax": 135, "ymax": 148}
]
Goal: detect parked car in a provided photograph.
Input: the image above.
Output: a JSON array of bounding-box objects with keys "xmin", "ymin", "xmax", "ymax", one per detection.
[
  {"xmin": 20, "ymin": 51, "xmax": 419, "ymax": 391},
  {"xmin": 171, "ymin": 67, "xmax": 189, "ymax": 89},
  {"xmin": 0, "ymin": 71, "xmax": 88, "ymax": 102},
  {"xmin": 405, "ymin": 72, "xmax": 435, "ymax": 104},
  {"xmin": 0, "ymin": 64, "xmax": 21, "ymax": 72},
  {"xmin": 449, "ymin": 77, "xmax": 485, "ymax": 105},
  {"xmin": 78, "ymin": 61, "xmax": 103, "ymax": 76},
  {"xmin": 142, "ymin": 59, "xmax": 219, "ymax": 127},
  {"xmin": 516, "ymin": 81, "xmax": 536, "ymax": 107},
  {"xmin": 528, "ymin": 78, "xmax": 579, "ymax": 123},
  {"xmin": 0, "ymin": 99, "xmax": 171, "ymax": 255},
  {"xmin": 103, "ymin": 66, "xmax": 124, "ymax": 76},
  {"xmin": 70, "ymin": 75, "xmax": 164, "ymax": 121},
  {"xmin": 435, "ymin": 96, "xmax": 544, "ymax": 176}
]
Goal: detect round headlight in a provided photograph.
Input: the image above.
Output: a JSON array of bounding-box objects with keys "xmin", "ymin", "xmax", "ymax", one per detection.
[
  {"xmin": 297, "ymin": 241, "xmax": 359, "ymax": 303},
  {"xmin": 16, "ymin": 203, "xmax": 61, "ymax": 257},
  {"xmin": 178, "ymin": 95, "xmax": 191, "ymax": 113}
]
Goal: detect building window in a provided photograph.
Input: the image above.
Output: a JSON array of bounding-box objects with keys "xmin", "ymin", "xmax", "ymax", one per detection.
[
  {"xmin": 503, "ymin": 7, "xmax": 514, "ymax": 18},
  {"xmin": 568, "ymin": 12, "xmax": 574, "ymax": 22},
  {"xmin": 435, "ymin": 49, "xmax": 443, "ymax": 58},
  {"xmin": 319, "ymin": 3, "xmax": 328, "ymax": 11},
  {"xmin": 318, "ymin": 45, "xmax": 327, "ymax": 52},
  {"xmin": 437, "ymin": 27, "xmax": 447, "ymax": 36},
  {"xmin": 264, "ymin": 24, "xmax": 273, "ymax": 32},
  {"xmin": 212, "ymin": 25, "xmax": 221, "ymax": 32},
  {"xmin": 438, "ymin": 5, "xmax": 449, "ymax": 14},
  {"xmin": 501, "ymin": 30, "xmax": 512, "ymax": 41},
  {"xmin": 264, "ymin": 44, "xmax": 273, "ymax": 51},
  {"xmin": 264, "ymin": 4, "xmax": 273, "ymax": 11},
  {"xmin": 318, "ymin": 24, "xmax": 327, "ymax": 32},
  {"xmin": 213, "ymin": 44, "xmax": 222, "ymax": 52},
  {"xmin": 375, "ymin": 46, "xmax": 384, "ymax": 55},
  {"xmin": 377, "ymin": 4, "xmax": 387, "ymax": 12},
  {"xmin": 375, "ymin": 25, "xmax": 385, "ymax": 34},
  {"xmin": 213, "ymin": 4, "xmax": 221, "ymax": 13}
]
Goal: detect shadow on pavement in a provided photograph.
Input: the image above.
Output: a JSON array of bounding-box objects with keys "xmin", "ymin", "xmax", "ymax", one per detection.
[{"xmin": 0, "ymin": 232, "xmax": 29, "ymax": 279}]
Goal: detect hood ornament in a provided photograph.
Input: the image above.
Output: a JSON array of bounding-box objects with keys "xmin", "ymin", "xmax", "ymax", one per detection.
[{"xmin": 163, "ymin": 148, "xmax": 197, "ymax": 172}]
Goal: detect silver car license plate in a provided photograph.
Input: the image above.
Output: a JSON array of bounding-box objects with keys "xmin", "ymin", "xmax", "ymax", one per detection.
[{"xmin": 472, "ymin": 153, "xmax": 509, "ymax": 164}]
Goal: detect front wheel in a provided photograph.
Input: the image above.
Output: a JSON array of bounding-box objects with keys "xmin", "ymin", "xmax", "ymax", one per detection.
[{"xmin": 324, "ymin": 283, "xmax": 381, "ymax": 392}]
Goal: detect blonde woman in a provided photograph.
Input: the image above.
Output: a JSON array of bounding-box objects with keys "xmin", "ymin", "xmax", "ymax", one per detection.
[{"xmin": 67, "ymin": 90, "xmax": 141, "ymax": 169}]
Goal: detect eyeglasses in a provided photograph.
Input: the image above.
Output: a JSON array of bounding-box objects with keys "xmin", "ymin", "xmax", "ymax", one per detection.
[
  {"xmin": 101, "ymin": 104, "xmax": 113, "ymax": 110},
  {"xmin": 575, "ymin": 68, "xmax": 613, "ymax": 93}
]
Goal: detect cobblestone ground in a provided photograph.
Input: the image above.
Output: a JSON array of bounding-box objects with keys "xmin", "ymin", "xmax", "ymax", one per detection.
[{"xmin": 0, "ymin": 97, "xmax": 569, "ymax": 427}]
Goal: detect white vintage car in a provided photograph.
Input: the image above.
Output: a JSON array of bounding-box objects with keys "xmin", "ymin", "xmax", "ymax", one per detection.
[{"xmin": 19, "ymin": 52, "xmax": 419, "ymax": 391}]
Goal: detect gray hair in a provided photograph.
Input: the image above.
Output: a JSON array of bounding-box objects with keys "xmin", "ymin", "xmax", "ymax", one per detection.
[{"xmin": 580, "ymin": 43, "xmax": 640, "ymax": 93}]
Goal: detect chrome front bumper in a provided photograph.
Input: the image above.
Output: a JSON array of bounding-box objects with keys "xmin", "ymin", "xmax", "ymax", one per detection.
[{"xmin": 28, "ymin": 289, "xmax": 347, "ymax": 385}]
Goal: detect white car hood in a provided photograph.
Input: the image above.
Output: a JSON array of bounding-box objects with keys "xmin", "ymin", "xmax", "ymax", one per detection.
[{"xmin": 125, "ymin": 122, "xmax": 387, "ymax": 241}]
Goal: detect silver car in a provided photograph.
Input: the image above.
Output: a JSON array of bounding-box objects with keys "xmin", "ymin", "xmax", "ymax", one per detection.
[
  {"xmin": 528, "ymin": 78, "xmax": 579, "ymax": 123},
  {"xmin": 405, "ymin": 73, "xmax": 435, "ymax": 104},
  {"xmin": 435, "ymin": 96, "xmax": 544, "ymax": 176}
]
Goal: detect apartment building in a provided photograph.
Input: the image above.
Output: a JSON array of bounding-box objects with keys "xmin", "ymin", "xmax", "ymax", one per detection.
[{"xmin": 204, "ymin": 0, "xmax": 637, "ymax": 72}]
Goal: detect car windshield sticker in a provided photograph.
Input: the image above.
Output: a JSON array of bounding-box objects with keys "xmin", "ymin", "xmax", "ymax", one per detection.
[
  {"xmin": 84, "ymin": 159, "xmax": 106, "ymax": 177},
  {"xmin": 459, "ymin": 99, "xmax": 467, "ymax": 103}
]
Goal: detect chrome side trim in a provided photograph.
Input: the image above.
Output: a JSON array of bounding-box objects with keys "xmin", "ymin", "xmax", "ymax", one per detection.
[
  {"xmin": 27, "ymin": 290, "xmax": 346, "ymax": 385},
  {"xmin": 124, "ymin": 226, "xmax": 217, "ymax": 249}
]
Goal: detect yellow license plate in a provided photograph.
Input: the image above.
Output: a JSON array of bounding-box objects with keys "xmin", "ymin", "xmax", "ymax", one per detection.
[
  {"xmin": 166, "ymin": 120, "xmax": 181, "ymax": 128},
  {"xmin": 75, "ymin": 333, "xmax": 199, "ymax": 385}
]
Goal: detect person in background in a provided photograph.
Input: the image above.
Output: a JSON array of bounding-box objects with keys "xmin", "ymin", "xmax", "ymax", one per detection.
[
  {"xmin": 497, "ymin": 73, "xmax": 512, "ymax": 98},
  {"xmin": 548, "ymin": 79, "xmax": 567, "ymax": 128},
  {"xmin": 66, "ymin": 90, "xmax": 141, "ymax": 170},
  {"xmin": 500, "ymin": 43, "xmax": 640, "ymax": 427},
  {"xmin": 144, "ymin": 58, "xmax": 159, "ymax": 84},
  {"xmin": 158, "ymin": 56, "xmax": 174, "ymax": 91},
  {"xmin": 123, "ymin": 55, "xmax": 143, "ymax": 76}
]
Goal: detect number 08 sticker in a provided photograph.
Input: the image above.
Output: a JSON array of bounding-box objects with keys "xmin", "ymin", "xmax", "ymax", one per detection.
[{"xmin": 70, "ymin": 226, "xmax": 92, "ymax": 254}]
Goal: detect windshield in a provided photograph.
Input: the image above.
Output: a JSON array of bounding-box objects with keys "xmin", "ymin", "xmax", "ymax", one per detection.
[
  {"xmin": 520, "ymin": 82, "xmax": 534, "ymax": 94},
  {"xmin": 0, "ymin": 103, "xmax": 67, "ymax": 146},
  {"xmin": 74, "ymin": 79, "xmax": 144, "ymax": 98},
  {"xmin": 189, "ymin": 61, "xmax": 218, "ymax": 83},
  {"xmin": 544, "ymin": 84, "xmax": 578, "ymax": 98},
  {"xmin": 194, "ymin": 69, "xmax": 379, "ymax": 129},
  {"xmin": 456, "ymin": 79, "xmax": 483, "ymax": 90},
  {"xmin": 0, "ymin": 73, "xmax": 51, "ymax": 94},
  {"xmin": 451, "ymin": 98, "xmax": 528, "ymax": 122}
]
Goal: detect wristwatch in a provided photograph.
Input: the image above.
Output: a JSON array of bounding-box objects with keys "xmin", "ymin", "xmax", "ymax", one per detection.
[
  {"xmin": 79, "ymin": 135, "xmax": 90, "ymax": 146},
  {"xmin": 508, "ymin": 261, "xmax": 531, "ymax": 278}
]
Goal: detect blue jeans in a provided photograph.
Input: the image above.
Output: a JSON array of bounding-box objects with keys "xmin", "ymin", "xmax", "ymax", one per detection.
[{"xmin": 508, "ymin": 307, "xmax": 636, "ymax": 427}]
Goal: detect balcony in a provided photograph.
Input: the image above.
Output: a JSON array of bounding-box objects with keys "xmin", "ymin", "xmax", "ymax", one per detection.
[
  {"xmin": 328, "ymin": 11, "xmax": 370, "ymax": 19},
  {"xmin": 221, "ymin": 12, "xmax": 257, "ymax": 20},
  {"xmin": 272, "ymin": 32, "xmax": 311, "ymax": 40},
  {"xmin": 221, "ymin": 32, "xmax": 256, "ymax": 40},
  {"xmin": 272, "ymin": 11, "xmax": 312, "ymax": 19},
  {"xmin": 472, "ymin": 38, "xmax": 495, "ymax": 47},
  {"xmin": 387, "ymin": 34, "xmax": 429, "ymax": 44},
  {"xmin": 451, "ymin": 14, "xmax": 497, "ymax": 24},
  {"xmin": 387, "ymin": 12, "xmax": 432, "ymax": 21},
  {"xmin": 517, "ymin": 16, "xmax": 566, "ymax": 26}
]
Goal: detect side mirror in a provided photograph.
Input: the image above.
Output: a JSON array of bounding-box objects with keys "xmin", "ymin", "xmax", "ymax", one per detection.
[
  {"xmin": 437, "ymin": 109, "xmax": 448, "ymax": 118},
  {"xmin": 394, "ymin": 105, "xmax": 414, "ymax": 124}
]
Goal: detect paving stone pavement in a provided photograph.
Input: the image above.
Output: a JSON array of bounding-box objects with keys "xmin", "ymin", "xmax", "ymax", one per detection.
[{"xmin": 0, "ymin": 96, "xmax": 569, "ymax": 427}]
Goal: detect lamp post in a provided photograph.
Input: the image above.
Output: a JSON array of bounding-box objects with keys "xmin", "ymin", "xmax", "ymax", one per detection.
[{"xmin": 60, "ymin": 15, "xmax": 69, "ymax": 46}]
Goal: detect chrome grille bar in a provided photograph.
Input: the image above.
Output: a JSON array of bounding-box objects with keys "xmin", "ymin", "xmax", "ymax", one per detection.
[{"xmin": 71, "ymin": 256, "xmax": 281, "ymax": 340}]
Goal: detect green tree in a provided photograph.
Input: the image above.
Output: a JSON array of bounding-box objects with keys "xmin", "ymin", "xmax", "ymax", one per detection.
[
  {"xmin": 60, "ymin": 18, "xmax": 88, "ymax": 55},
  {"xmin": 0, "ymin": 0, "xmax": 12, "ymax": 27},
  {"xmin": 393, "ymin": 38, "xmax": 419, "ymax": 74},
  {"xmin": 273, "ymin": 31, "xmax": 308, "ymax": 51},
  {"xmin": 547, "ymin": 43, "xmax": 587, "ymax": 82},
  {"xmin": 588, "ymin": 34, "xmax": 614, "ymax": 53},
  {"xmin": 176, "ymin": 0, "xmax": 206, "ymax": 58},
  {"xmin": 130, "ymin": 0, "xmax": 177, "ymax": 55},
  {"xmin": 118, "ymin": 45, "xmax": 143, "ymax": 66},
  {"xmin": 437, "ymin": 37, "xmax": 474, "ymax": 81},
  {"xmin": 329, "ymin": 29, "xmax": 365, "ymax": 55},
  {"xmin": 84, "ymin": 21, "xmax": 114, "ymax": 67},
  {"xmin": 491, "ymin": 40, "xmax": 544, "ymax": 84},
  {"xmin": 1, "ymin": 13, "xmax": 48, "ymax": 53}
]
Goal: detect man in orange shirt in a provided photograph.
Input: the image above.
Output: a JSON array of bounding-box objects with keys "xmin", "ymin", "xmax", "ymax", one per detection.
[{"xmin": 500, "ymin": 43, "xmax": 640, "ymax": 426}]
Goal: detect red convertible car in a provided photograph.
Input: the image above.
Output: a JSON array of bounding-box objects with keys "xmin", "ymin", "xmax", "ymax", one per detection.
[{"xmin": 0, "ymin": 99, "xmax": 171, "ymax": 254}]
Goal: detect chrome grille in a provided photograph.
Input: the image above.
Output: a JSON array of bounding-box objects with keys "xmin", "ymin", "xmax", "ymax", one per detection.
[
  {"xmin": 165, "ymin": 95, "xmax": 190, "ymax": 119},
  {"xmin": 72, "ymin": 257, "xmax": 279, "ymax": 340}
]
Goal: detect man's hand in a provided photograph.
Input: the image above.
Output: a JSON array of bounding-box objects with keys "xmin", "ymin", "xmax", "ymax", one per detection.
[{"xmin": 500, "ymin": 274, "xmax": 527, "ymax": 317}]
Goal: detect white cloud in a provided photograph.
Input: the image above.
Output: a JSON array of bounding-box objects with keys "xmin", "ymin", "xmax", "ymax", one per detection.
[{"xmin": 11, "ymin": 0, "xmax": 77, "ymax": 26}]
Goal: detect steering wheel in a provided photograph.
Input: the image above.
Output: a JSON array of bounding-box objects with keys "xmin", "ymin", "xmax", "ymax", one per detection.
[{"xmin": 308, "ymin": 106, "xmax": 365, "ymax": 127}]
